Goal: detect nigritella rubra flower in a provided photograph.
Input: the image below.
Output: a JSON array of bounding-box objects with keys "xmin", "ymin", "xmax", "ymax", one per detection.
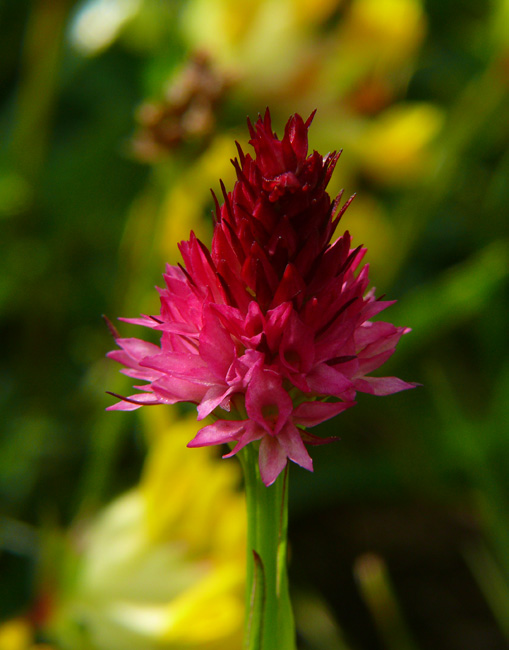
[{"xmin": 108, "ymin": 110, "xmax": 416, "ymax": 485}]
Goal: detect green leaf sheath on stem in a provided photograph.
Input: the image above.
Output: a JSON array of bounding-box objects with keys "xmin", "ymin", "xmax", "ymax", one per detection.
[
  {"xmin": 240, "ymin": 444, "xmax": 296, "ymax": 650},
  {"xmin": 245, "ymin": 550, "xmax": 266, "ymax": 650}
]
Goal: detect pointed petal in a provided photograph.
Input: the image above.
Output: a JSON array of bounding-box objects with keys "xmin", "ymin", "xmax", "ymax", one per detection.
[
  {"xmin": 360, "ymin": 299, "xmax": 396, "ymax": 322},
  {"xmin": 197, "ymin": 384, "xmax": 234, "ymax": 420},
  {"xmin": 300, "ymin": 429, "xmax": 340, "ymax": 445},
  {"xmin": 306, "ymin": 364, "xmax": 353, "ymax": 397},
  {"xmin": 356, "ymin": 350, "xmax": 395, "ymax": 375},
  {"xmin": 141, "ymin": 352, "xmax": 210, "ymax": 382},
  {"xmin": 107, "ymin": 349, "xmax": 161, "ymax": 382},
  {"xmin": 287, "ymin": 112, "xmax": 309, "ymax": 162},
  {"xmin": 187, "ymin": 420, "xmax": 246, "ymax": 447},
  {"xmin": 259, "ymin": 436, "xmax": 288, "ymax": 486},
  {"xmin": 278, "ymin": 424, "xmax": 313, "ymax": 472},
  {"xmin": 112, "ymin": 337, "xmax": 161, "ymax": 362},
  {"xmin": 354, "ymin": 321, "xmax": 403, "ymax": 351},
  {"xmin": 293, "ymin": 400, "xmax": 356, "ymax": 427},
  {"xmin": 199, "ymin": 305, "xmax": 236, "ymax": 379},
  {"xmin": 150, "ymin": 375, "xmax": 209, "ymax": 404},
  {"xmin": 223, "ymin": 421, "xmax": 264, "ymax": 458},
  {"xmin": 119, "ymin": 315, "xmax": 160, "ymax": 328},
  {"xmin": 106, "ymin": 392, "xmax": 162, "ymax": 411},
  {"xmin": 279, "ymin": 309, "xmax": 315, "ymax": 374},
  {"xmin": 354, "ymin": 376, "xmax": 419, "ymax": 396},
  {"xmin": 264, "ymin": 302, "xmax": 292, "ymax": 353},
  {"xmin": 270, "ymin": 263, "xmax": 306, "ymax": 309}
]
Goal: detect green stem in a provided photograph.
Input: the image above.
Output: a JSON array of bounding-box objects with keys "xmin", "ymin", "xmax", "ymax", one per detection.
[{"xmin": 239, "ymin": 444, "xmax": 296, "ymax": 650}]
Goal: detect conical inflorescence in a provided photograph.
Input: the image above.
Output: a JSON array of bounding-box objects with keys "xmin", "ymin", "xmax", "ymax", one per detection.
[{"xmin": 108, "ymin": 110, "xmax": 416, "ymax": 485}]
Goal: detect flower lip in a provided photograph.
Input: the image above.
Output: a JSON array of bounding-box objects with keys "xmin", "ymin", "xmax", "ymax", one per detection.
[{"xmin": 245, "ymin": 367, "xmax": 294, "ymax": 436}]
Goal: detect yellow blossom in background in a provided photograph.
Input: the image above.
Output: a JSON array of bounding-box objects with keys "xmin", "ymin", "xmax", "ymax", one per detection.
[
  {"xmin": 0, "ymin": 619, "xmax": 31, "ymax": 650},
  {"xmin": 0, "ymin": 620, "xmax": 53, "ymax": 650},
  {"xmin": 341, "ymin": 196, "xmax": 397, "ymax": 286},
  {"xmin": 157, "ymin": 135, "xmax": 238, "ymax": 263},
  {"xmin": 341, "ymin": 0, "xmax": 426, "ymax": 66},
  {"xmin": 140, "ymin": 408, "xmax": 245, "ymax": 562},
  {"xmin": 180, "ymin": 0, "xmax": 343, "ymax": 100},
  {"xmin": 180, "ymin": 0, "xmax": 341, "ymax": 65},
  {"xmin": 180, "ymin": 0, "xmax": 425, "ymax": 111},
  {"xmin": 49, "ymin": 412, "xmax": 245, "ymax": 650},
  {"xmin": 352, "ymin": 103, "xmax": 445, "ymax": 185},
  {"xmin": 315, "ymin": 0, "xmax": 426, "ymax": 108}
]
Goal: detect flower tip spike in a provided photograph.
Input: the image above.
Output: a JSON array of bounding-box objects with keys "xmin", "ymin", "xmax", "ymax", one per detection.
[
  {"xmin": 331, "ymin": 189, "xmax": 345, "ymax": 217},
  {"xmin": 332, "ymin": 192, "xmax": 356, "ymax": 232},
  {"xmin": 103, "ymin": 314, "xmax": 120, "ymax": 340},
  {"xmin": 235, "ymin": 140, "xmax": 245, "ymax": 165},
  {"xmin": 263, "ymin": 107, "xmax": 272, "ymax": 131},
  {"xmin": 305, "ymin": 109, "xmax": 317, "ymax": 128},
  {"xmin": 219, "ymin": 179, "xmax": 235, "ymax": 223},
  {"xmin": 247, "ymin": 115, "xmax": 256, "ymax": 139},
  {"xmin": 210, "ymin": 189, "xmax": 221, "ymax": 223}
]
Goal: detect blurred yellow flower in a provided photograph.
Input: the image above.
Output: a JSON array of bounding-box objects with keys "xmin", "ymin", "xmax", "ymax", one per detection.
[
  {"xmin": 340, "ymin": 195, "xmax": 398, "ymax": 284},
  {"xmin": 50, "ymin": 411, "xmax": 245, "ymax": 650},
  {"xmin": 180, "ymin": 0, "xmax": 344, "ymax": 99},
  {"xmin": 0, "ymin": 620, "xmax": 53, "ymax": 650},
  {"xmin": 158, "ymin": 135, "xmax": 238, "ymax": 263},
  {"xmin": 342, "ymin": 0, "xmax": 426, "ymax": 65},
  {"xmin": 141, "ymin": 408, "xmax": 246, "ymax": 561},
  {"xmin": 317, "ymin": 0, "xmax": 426, "ymax": 105},
  {"xmin": 181, "ymin": 0, "xmax": 341, "ymax": 60},
  {"xmin": 352, "ymin": 103, "xmax": 445, "ymax": 185}
]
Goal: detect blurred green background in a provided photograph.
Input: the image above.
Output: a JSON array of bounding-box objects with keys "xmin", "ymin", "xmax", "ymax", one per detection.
[{"xmin": 1, "ymin": 0, "xmax": 508, "ymax": 648}]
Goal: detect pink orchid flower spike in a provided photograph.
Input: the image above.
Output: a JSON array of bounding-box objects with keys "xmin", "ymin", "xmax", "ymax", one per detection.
[{"xmin": 108, "ymin": 109, "xmax": 417, "ymax": 485}]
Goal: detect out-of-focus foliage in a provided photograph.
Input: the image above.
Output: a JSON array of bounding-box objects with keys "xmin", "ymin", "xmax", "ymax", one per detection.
[{"xmin": 1, "ymin": 0, "xmax": 508, "ymax": 648}]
